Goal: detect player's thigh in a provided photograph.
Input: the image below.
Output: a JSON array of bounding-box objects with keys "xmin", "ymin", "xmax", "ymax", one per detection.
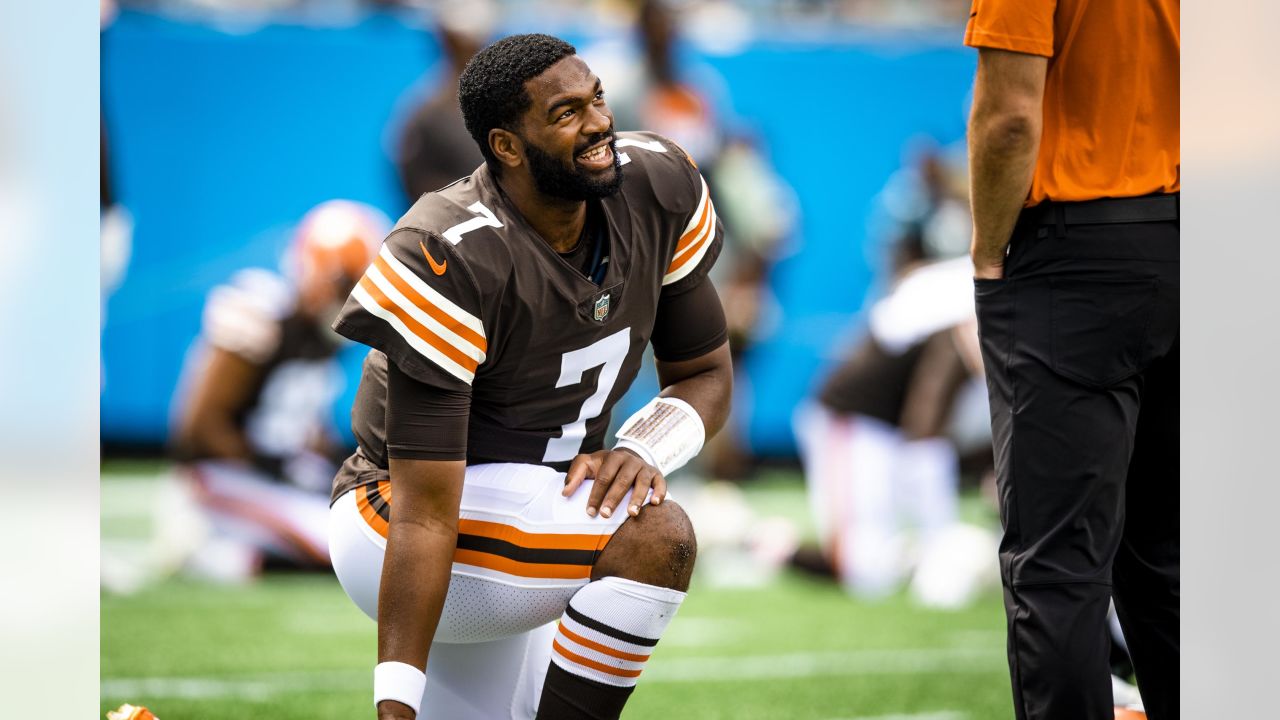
[
  {"xmin": 331, "ymin": 464, "xmax": 634, "ymax": 637},
  {"xmin": 439, "ymin": 463, "xmax": 637, "ymax": 642},
  {"xmin": 328, "ymin": 489, "xmax": 384, "ymax": 619},
  {"xmin": 328, "ymin": 476, "xmax": 583, "ymax": 637}
]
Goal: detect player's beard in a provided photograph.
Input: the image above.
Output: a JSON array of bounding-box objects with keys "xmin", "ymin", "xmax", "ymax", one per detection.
[{"xmin": 525, "ymin": 133, "xmax": 623, "ymax": 201}]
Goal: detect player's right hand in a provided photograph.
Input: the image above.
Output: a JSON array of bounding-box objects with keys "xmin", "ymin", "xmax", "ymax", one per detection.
[
  {"xmin": 377, "ymin": 700, "xmax": 416, "ymax": 719},
  {"xmin": 563, "ymin": 449, "xmax": 666, "ymax": 519}
]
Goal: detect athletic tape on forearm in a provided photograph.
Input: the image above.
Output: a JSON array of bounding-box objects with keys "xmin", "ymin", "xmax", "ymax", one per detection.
[
  {"xmin": 374, "ymin": 661, "xmax": 426, "ymax": 716},
  {"xmin": 613, "ymin": 396, "xmax": 705, "ymax": 476}
]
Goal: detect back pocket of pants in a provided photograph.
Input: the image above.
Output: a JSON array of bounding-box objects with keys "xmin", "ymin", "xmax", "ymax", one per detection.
[{"xmin": 1050, "ymin": 277, "xmax": 1158, "ymax": 388}]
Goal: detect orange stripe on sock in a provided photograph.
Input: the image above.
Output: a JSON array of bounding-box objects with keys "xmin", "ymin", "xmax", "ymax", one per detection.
[
  {"xmin": 553, "ymin": 639, "xmax": 644, "ymax": 678},
  {"xmin": 558, "ymin": 623, "xmax": 651, "ymax": 663}
]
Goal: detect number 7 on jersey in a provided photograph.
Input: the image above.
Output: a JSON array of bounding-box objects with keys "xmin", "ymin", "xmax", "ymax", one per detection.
[{"xmin": 543, "ymin": 328, "xmax": 631, "ymax": 463}]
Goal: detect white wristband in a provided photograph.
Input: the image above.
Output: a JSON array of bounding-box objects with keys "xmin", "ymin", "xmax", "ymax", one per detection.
[
  {"xmin": 374, "ymin": 661, "xmax": 426, "ymax": 716},
  {"xmin": 614, "ymin": 396, "xmax": 705, "ymax": 476}
]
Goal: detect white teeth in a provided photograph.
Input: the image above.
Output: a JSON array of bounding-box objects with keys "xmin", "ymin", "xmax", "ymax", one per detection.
[{"xmin": 580, "ymin": 145, "xmax": 608, "ymax": 162}]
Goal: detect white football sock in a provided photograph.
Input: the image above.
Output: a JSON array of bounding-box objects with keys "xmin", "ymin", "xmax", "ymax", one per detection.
[{"xmin": 551, "ymin": 576, "xmax": 685, "ymax": 687}]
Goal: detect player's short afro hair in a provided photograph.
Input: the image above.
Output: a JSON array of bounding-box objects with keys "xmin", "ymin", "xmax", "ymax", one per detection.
[{"xmin": 458, "ymin": 34, "xmax": 578, "ymax": 169}]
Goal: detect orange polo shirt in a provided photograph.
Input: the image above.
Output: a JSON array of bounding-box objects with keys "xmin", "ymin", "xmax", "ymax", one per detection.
[{"xmin": 965, "ymin": 0, "xmax": 1180, "ymax": 205}]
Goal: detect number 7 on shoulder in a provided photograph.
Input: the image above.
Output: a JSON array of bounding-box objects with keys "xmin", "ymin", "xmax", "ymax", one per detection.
[{"xmin": 442, "ymin": 201, "xmax": 503, "ymax": 245}]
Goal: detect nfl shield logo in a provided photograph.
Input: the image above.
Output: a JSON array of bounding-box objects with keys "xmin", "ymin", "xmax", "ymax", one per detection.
[{"xmin": 593, "ymin": 293, "xmax": 611, "ymax": 322}]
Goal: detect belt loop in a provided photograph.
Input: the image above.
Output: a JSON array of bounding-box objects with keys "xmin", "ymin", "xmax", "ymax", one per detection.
[{"xmin": 1054, "ymin": 204, "xmax": 1066, "ymax": 239}]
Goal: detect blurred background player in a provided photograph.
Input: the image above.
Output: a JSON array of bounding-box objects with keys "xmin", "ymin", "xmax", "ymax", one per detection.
[
  {"xmin": 794, "ymin": 255, "xmax": 994, "ymax": 606},
  {"xmin": 170, "ymin": 199, "xmax": 388, "ymax": 581},
  {"xmin": 791, "ymin": 143, "xmax": 996, "ymax": 607},
  {"xmin": 392, "ymin": 0, "xmax": 493, "ymax": 207},
  {"xmin": 871, "ymin": 140, "xmax": 973, "ymax": 268},
  {"xmin": 582, "ymin": 0, "xmax": 728, "ymax": 166}
]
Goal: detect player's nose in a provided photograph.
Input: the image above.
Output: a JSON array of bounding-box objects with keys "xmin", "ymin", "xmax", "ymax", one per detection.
[{"xmin": 582, "ymin": 102, "xmax": 612, "ymax": 136}]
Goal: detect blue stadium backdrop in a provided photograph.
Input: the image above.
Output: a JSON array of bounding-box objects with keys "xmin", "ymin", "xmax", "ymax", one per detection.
[{"xmin": 101, "ymin": 8, "xmax": 975, "ymax": 456}]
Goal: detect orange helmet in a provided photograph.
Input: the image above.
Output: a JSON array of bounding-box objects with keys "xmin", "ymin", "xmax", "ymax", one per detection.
[
  {"xmin": 289, "ymin": 200, "xmax": 389, "ymax": 315},
  {"xmin": 292, "ymin": 200, "xmax": 388, "ymax": 284},
  {"xmin": 106, "ymin": 704, "xmax": 158, "ymax": 720}
]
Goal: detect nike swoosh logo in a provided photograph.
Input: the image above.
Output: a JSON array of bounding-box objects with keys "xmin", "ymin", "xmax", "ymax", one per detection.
[{"xmin": 420, "ymin": 240, "xmax": 447, "ymax": 276}]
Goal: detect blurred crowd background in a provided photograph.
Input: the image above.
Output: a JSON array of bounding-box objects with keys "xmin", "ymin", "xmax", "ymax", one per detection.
[
  {"xmin": 101, "ymin": 0, "xmax": 975, "ymax": 455},
  {"xmin": 111, "ymin": 0, "xmax": 973, "ymax": 28},
  {"xmin": 101, "ymin": 0, "xmax": 991, "ymax": 602}
]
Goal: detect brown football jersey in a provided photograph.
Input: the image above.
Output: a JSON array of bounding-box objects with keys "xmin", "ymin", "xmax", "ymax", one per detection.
[{"xmin": 331, "ymin": 132, "xmax": 723, "ymax": 501}]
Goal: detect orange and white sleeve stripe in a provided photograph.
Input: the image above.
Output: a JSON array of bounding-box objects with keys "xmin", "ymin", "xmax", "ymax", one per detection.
[
  {"xmin": 662, "ymin": 175, "xmax": 718, "ymax": 286},
  {"xmin": 351, "ymin": 245, "xmax": 487, "ymax": 384}
]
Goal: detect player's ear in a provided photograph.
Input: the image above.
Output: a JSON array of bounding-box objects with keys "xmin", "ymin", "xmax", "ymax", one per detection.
[{"xmin": 489, "ymin": 129, "xmax": 524, "ymax": 170}]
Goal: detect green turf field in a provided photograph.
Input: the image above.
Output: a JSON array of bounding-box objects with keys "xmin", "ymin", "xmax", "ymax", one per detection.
[{"xmin": 102, "ymin": 463, "xmax": 1013, "ymax": 720}]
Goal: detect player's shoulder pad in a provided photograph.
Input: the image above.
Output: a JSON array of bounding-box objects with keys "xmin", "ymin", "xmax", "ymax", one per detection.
[
  {"xmin": 616, "ymin": 131, "xmax": 702, "ymax": 217},
  {"xmin": 210, "ymin": 268, "xmax": 294, "ymax": 321},
  {"xmin": 391, "ymin": 176, "xmax": 515, "ymax": 291},
  {"xmin": 202, "ymin": 268, "xmax": 293, "ymax": 362},
  {"xmin": 341, "ymin": 213, "xmax": 492, "ymax": 388}
]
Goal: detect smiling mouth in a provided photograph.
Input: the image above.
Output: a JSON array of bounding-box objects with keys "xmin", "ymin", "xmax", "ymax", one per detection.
[{"xmin": 576, "ymin": 141, "xmax": 614, "ymax": 169}]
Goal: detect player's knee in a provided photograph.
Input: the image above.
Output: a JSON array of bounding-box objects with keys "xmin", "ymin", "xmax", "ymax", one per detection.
[{"xmin": 593, "ymin": 500, "xmax": 697, "ymax": 591}]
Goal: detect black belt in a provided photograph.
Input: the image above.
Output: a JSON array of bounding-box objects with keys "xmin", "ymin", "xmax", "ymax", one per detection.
[{"xmin": 1030, "ymin": 193, "xmax": 1179, "ymax": 227}]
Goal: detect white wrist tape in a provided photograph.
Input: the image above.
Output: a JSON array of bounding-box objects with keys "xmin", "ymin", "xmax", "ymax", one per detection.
[
  {"xmin": 614, "ymin": 396, "xmax": 705, "ymax": 476},
  {"xmin": 374, "ymin": 661, "xmax": 426, "ymax": 716}
]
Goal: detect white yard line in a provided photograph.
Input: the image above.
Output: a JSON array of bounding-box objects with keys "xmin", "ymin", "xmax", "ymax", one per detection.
[
  {"xmin": 102, "ymin": 647, "xmax": 1004, "ymax": 701},
  {"xmin": 659, "ymin": 617, "xmax": 746, "ymax": 648},
  {"xmin": 644, "ymin": 647, "xmax": 1004, "ymax": 683},
  {"xmin": 102, "ymin": 671, "xmax": 364, "ymax": 701},
  {"xmin": 824, "ymin": 707, "xmax": 962, "ymax": 712}
]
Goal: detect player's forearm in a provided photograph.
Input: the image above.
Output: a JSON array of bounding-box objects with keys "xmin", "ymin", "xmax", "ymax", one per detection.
[
  {"xmin": 967, "ymin": 49, "xmax": 1047, "ymax": 278},
  {"xmin": 968, "ymin": 109, "xmax": 1040, "ymax": 270},
  {"xmin": 656, "ymin": 340, "xmax": 733, "ymax": 440},
  {"xmin": 377, "ymin": 459, "xmax": 465, "ymax": 671},
  {"xmin": 176, "ymin": 348, "xmax": 264, "ymax": 462},
  {"xmin": 377, "ymin": 517, "xmax": 456, "ymax": 667}
]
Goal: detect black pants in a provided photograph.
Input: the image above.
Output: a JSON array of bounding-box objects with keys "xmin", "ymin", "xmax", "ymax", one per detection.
[{"xmin": 975, "ymin": 205, "xmax": 1179, "ymax": 720}]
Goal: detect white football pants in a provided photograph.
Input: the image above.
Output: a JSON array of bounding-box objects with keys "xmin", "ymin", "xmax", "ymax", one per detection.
[{"xmin": 329, "ymin": 462, "xmax": 645, "ymax": 720}]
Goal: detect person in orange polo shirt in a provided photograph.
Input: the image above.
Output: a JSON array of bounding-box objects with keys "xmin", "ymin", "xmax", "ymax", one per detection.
[{"xmin": 964, "ymin": 1, "xmax": 1179, "ymax": 719}]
